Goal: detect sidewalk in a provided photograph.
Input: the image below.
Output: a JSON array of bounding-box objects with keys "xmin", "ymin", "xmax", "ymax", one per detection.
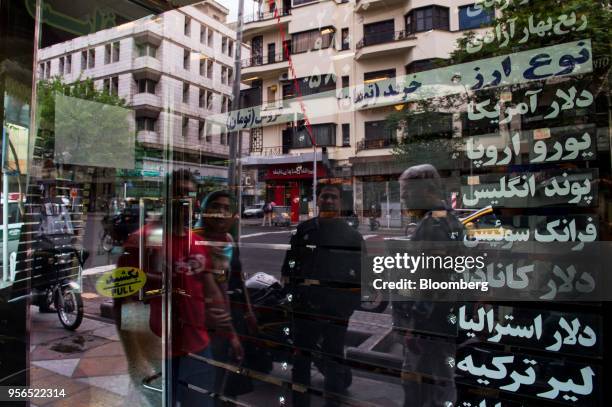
[{"xmin": 29, "ymin": 309, "xmax": 131, "ymax": 407}]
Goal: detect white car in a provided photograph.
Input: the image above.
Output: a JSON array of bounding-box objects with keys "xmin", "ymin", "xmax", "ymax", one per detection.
[{"xmin": 243, "ymin": 203, "xmax": 265, "ymax": 218}]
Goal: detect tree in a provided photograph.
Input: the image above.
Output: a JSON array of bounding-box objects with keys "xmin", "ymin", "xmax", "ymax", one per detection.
[{"xmin": 36, "ymin": 77, "xmax": 134, "ymax": 169}]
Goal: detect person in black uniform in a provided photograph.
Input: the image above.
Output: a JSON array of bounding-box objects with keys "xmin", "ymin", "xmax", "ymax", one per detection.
[{"xmin": 282, "ymin": 182, "xmax": 363, "ymax": 407}]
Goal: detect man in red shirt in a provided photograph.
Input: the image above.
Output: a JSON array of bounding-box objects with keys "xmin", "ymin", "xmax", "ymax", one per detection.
[{"xmin": 116, "ymin": 170, "xmax": 242, "ymax": 406}]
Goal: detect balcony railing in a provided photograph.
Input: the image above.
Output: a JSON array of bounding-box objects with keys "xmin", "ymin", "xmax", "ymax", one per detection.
[
  {"xmin": 244, "ymin": 8, "xmax": 291, "ymax": 24},
  {"xmin": 241, "ymin": 52, "xmax": 290, "ymax": 68},
  {"xmin": 250, "ymin": 145, "xmax": 284, "ymax": 156},
  {"xmin": 356, "ymin": 30, "xmax": 416, "ymax": 49},
  {"xmin": 356, "ymin": 138, "xmax": 397, "ymax": 152}
]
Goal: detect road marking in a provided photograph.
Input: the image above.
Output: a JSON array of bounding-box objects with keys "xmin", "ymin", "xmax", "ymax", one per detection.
[
  {"xmin": 241, "ymin": 230, "xmax": 295, "ymax": 239},
  {"xmin": 362, "ymin": 235, "xmax": 378, "ymax": 240}
]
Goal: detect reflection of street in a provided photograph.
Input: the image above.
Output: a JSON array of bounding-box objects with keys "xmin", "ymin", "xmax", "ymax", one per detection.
[{"xmin": 30, "ymin": 219, "xmax": 406, "ymax": 406}]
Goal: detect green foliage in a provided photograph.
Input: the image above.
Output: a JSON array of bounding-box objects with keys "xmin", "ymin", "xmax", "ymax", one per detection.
[
  {"xmin": 450, "ymin": 0, "xmax": 611, "ymax": 66},
  {"xmin": 36, "ymin": 76, "xmax": 127, "ymax": 155}
]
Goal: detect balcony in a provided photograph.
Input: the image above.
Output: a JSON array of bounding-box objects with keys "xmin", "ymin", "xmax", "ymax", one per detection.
[
  {"xmin": 355, "ymin": 30, "xmax": 417, "ymax": 60},
  {"xmin": 356, "ymin": 138, "xmax": 397, "ymax": 152},
  {"xmin": 241, "ymin": 52, "xmax": 289, "ymax": 78},
  {"xmin": 133, "ymin": 56, "xmax": 161, "ymax": 73},
  {"xmin": 355, "ymin": 0, "xmax": 404, "ymax": 13},
  {"xmin": 132, "ymin": 93, "xmax": 162, "ymax": 112},
  {"xmin": 243, "ymin": 8, "xmax": 291, "ymax": 35}
]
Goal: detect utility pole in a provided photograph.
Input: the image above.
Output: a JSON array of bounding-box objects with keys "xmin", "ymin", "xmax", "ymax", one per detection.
[{"xmin": 228, "ymin": 0, "xmax": 245, "ymax": 228}]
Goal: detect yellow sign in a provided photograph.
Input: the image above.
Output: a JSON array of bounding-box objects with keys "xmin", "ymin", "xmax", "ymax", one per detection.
[{"xmin": 96, "ymin": 267, "xmax": 146, "ymax": 298}]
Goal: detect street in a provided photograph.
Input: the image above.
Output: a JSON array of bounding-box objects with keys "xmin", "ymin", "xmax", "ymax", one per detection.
[{"xmin": 28, "ymin": 215, "xmax": 403, "ymax": 406}]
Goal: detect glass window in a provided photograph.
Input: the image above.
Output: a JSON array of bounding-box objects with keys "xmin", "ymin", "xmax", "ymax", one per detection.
[
  {"xmin": 291, "ymin": 28, "xmax": 335, "ymax": 53},
  {"xmin": 406, "ymin": 6, "xmax": 449, "ymax": 34},
  {"xmin": 182, "ymin": 82, "xmax": 189, "ymax": 103},
  {"xmin": 183, "ymin": 49, "xmax": 190, "ymax": 70},
  {"xmin": 184, "ymin": 15, "xmax": 191, "ymax": 36},
  {"xmin": 342, "ymin": 123, "xmax": 350, "ymax": 146},
  {"xmin": 112, "ymin": 41, "xmax": 120, "ymax": 62},
  {"xmin": 341, "ymin": 28, "xmax": 349, "ymax": 50}
]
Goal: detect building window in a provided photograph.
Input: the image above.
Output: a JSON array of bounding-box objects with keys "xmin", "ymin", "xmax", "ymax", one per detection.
[
  {"xmin": 364, "ymin": 120, "xmax": 394, "ymax": 148},
  {"xmin": 103, "ymin": 78, "xmax": 110, "ymax": 93},
  {"xmin": 282, "ymin": 74, "xmax": 336, "ymax": 99},
  {"xmin": 137, "ymin": 43, "xmax": 157, "ymax": 58},
  {"xmin": 136, "ymin": 78, "xmax": 156, "ymax": 94},
  {"xmin": 207, "ymin": 60, "xmax": 213, "ymax": 79},
  {"xmin": 184, "ymin": 16, "xmax": 191, "ymax": 36},
  {"xmin": 105, "ymin": 44, "xmax": 111, "ymax": 64},
  {"xmin": 38, "ymin": 63, "xmax": 44, "ymax": 78},
  {"xmin": 207, "ymin": 29, "xmax": 214, "ymax": 47},
  {"xmin": 88, "ymin": 48, "xmax": 95, "ymax": 68},
  {"xmin": 183, "ymin": 83, "xmax": 189, "ymax": 103},
  {"xmin": 363, "ymin": 20, "xmax": 394, "ymax": 46},
  {"xmin": 221, "ymin": 66, "xmax": 229, "ymax": 85},
  {"xmin": 182, "ymin": 116, "xmax": 189, "ymax": 137},
  {"xmin": 81, "ymin": 51, "xmax": 87, "ymax": 71},
  {"xmin": 228, "ymin": 40, "xmax": 233, "ymax": 57},
  {"xmin": 459, "ymin": 4, "xmax": 494, "ymax": 30},
  {"xmin": 222, "ymin": 37, "xmax": 228, "ymax": 54},
  {"xmin": 200, "ymin": 26, "xmax": 207, "ymax": 43},
  {"xmin": 341, "ymin": 28, "xmax": 349, "ymax": 50},
  {"xmin": 205, "ymin": 123, "xmax": 212, "ymax": 142},
  {"xmin": 220, "ymin": 131, "xmax": 227, "ymax": 145},
  {"xmin": 293, "ymin": 0, "xmax": 317, "ymax": 6},
  {"xmin": 183, "ymin": 49, "xmax": 190, "ymax": 70},
  {"xmin": 221, "ymin": 96, "xmax": 228, "ymax": 113},
  {"xmin": 199, "ymin": 58, "xmax": 206, "ymax": 76},
  {"xmin": 341, "ymin": 75, "xmax": 349, "ymax": 98},
  {"xmin": 66, "ymin": 54, "xmax": 72, "ymax": 73},
  {"xmin": 291, "ymin": 123, "xmax": 336, "ymax": 148},
  {"xmin": 405, "ymin": 59, "xmax": 440, "ymax": 74},
  {"xmin": 136, "ymin": 117, "xmax": 156, "ymax": 131},
  {"xmin": 112, "ymin": 41, "xmax": 120, "ymax": 62},
  {"xmin": 45, "ymin": 61, "xmax": 50, "ymax": 78},
  {"xmin": 207, "ymin": 92, "xmax": 214, "ymax": 110},
  {"xmin": 406, "ymin": 6, "xmax": 449, "ymax": 34},
  {"xmin": 111, "ymin": 76, "xmax": 119, "ymax": 96},
  {"xmin": 198, "ymin": 120, "xmax": 206, "ymax": 139},
  {"xmin": 291, "ymin": 28, "xmax": 335, "ymax": 53},
  {"xmin": 228, "ymin": 68, "xmax": 233, "ymax": 86},
  {"xmin": 342, "ymin": 123, "xmax": 350, "ymax": 146},
  {"xmin": 199, "ymin": 88, "xmax": 206, "ymax": 108},
  {"xmin": 364, "ymin": 69, "xmax": 396, "ymax": 84},
  {"xmin": 405, "ymin": 112, "xmax": 453, "ymax": 139},
  {"xmin": 59, "ymin": 57, "xmax": 65, "ymax": 75}
]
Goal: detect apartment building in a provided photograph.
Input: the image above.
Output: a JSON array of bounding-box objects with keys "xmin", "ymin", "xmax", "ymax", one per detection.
[
  {"xmin": 36, "ymin": 0, "xmax": 246, "ymax": 195},
  {"xmin": 238, "ymin": 0, "xmax": 493, "ymax": 221}
]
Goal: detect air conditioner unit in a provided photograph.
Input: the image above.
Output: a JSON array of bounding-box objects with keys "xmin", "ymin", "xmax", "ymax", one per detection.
[{"xmin": 279, "ymin": 72, "xmax": 289, "ymax": 81}]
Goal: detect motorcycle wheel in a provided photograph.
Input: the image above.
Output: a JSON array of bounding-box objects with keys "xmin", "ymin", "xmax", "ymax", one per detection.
[
  {"xmin": 101, "ymin": 233, "xmax": 114, "ymax": 252},
  {"xmin": 38, "ymin": 289, "xmax": 54, "ymax": 313},
  {"xmin": 359, "ymin": 291, "xmax": 388, "ymax": 313},
  {"xmin": 56, "ymin": 287, "xmax": 83, "ymax": 331}
]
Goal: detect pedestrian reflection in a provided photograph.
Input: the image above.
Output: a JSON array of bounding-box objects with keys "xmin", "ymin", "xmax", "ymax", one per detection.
[
  {"xmin": 395, "ymin": 164, "xmax": 464, "ymax": 407},
  {"xmin": 282, "ymin": 182, "xmax": 363, "ymax": 406},
  {"xmin": 115, "ymin": 170, "xmax": 242, "ymax": 406}
]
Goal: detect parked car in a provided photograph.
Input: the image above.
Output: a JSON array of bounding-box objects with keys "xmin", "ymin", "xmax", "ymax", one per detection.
[{"xmin": 243, "ymin": 203, "xmax": 265, "ymax": 218}]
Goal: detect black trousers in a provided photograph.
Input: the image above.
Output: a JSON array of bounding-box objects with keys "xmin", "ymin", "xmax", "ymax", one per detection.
[{"xmin": 291, "ymin": 317, "xmax": 349, "ymax": 407}]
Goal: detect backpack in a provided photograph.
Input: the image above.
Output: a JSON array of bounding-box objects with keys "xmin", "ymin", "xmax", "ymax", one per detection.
[
  {"xmin": 410, "ymin": 210, "xmax": 465, "ymax": 242},
  {"xmin": 263, "ymin": 203, "xmax": 272, "ymax": 213}
]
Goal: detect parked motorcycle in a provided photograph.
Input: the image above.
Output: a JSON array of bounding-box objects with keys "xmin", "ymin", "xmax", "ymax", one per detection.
[
  {"xmin": 100, "ymin": 201, "xmax": 140, "ymax": 252},
  {"xmin": 32, "ymin": 235, "xmax": 87, "ymax": 330},
  {"xmin": 233, "ymin": 272, "xmax": 388, "ymax": 388}
]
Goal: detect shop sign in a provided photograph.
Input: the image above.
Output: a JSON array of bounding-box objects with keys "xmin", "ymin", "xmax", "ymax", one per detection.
[
  {"xmin": 95, "ymin": 267, "xmax": 146, "ymax": 298},
  {"xmin": 267, "ymin": 163, "xmax": 327, "ymax": 180}
]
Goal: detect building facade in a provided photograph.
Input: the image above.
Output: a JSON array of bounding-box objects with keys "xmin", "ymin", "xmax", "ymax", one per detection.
[
  {"xmin": 239, "ymin": 0, "xmax": 494, "ymax": 222},
  {"xmin": 37, "ymin": 1, "xmax": 247, "ymax": 199}
]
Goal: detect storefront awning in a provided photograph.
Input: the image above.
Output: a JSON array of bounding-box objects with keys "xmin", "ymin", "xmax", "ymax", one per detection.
[{"xmin": 240, "ymin": 151, "xmax": 322, "ymax": 166}]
